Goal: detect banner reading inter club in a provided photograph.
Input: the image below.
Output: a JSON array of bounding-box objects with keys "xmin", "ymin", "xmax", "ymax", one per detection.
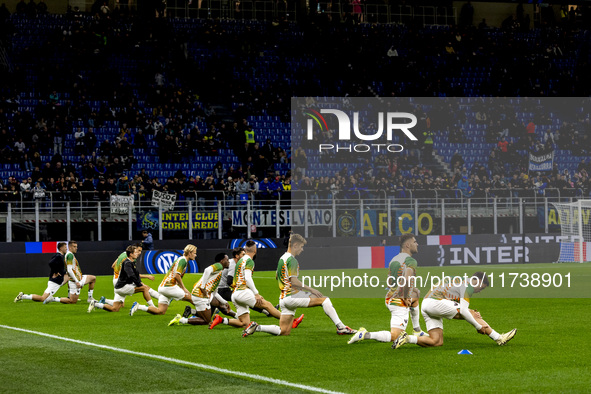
[
  {"xmin": 529, "ymin": 151, "xmax": 554, "ymax": 172},
  {"xmin": 137, "ymin": 211, "xmax": 218, "ymax": 231}
]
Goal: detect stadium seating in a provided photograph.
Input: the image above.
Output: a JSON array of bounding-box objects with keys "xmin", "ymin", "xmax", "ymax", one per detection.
[{"xmin": 1, "ymin": 13, "xmax": 590, "ymax": 188}]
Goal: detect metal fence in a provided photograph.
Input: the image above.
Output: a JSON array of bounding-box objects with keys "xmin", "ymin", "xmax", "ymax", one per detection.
[
  {"xmin": 0, "ymin": 188, "xmax": 579, "ymax": 242},
  {"xmin": 69, "ymin": 0, "xmax": 456, "ymax": 25},
  {"xmin": 165, "ymin": 0, "xmax": 456, "ymax": 25}
]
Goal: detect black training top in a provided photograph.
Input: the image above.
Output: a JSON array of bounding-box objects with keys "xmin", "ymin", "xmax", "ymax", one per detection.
[
  {"xmin": 115, "ymin": 258, "xmax": 142, "ymax": 289},
  {"xmin": 48, "ymin": 253, "xmax": 66, "ymax": 285}
]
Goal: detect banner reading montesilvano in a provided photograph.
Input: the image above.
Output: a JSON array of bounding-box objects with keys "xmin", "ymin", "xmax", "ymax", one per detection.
[
  {"xmin": 231, "ymin": 209, "xmax": 333, "ymax": 227},
  {"xmin": 151, "ymin": 190, "xmax": 176, "ymax": 211}
]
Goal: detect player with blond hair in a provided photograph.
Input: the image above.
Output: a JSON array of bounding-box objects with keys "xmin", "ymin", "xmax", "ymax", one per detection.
[
  {"xmin": 245, "ymin": 233, "xmax": 356, "ymax": 337},
  {"xmin": 130, "ymin": 244, "xmax": 196, "ymax": 316},
  {"xmin": 168, "ymin": 253, "xmax": 236, "ymax": 326}
]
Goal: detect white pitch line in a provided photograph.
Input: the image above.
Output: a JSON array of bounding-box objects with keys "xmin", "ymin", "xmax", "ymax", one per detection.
[{"xmin": 0, "ymin": 324, "xmax": 343, "ymax": 394}]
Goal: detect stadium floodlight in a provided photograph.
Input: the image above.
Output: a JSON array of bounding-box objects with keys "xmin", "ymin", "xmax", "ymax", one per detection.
[{"xmin": 552, "ymin": 200, "xmax": 591, "ymax": 263}]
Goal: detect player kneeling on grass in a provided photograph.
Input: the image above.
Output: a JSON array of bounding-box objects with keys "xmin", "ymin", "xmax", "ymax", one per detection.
[
  {"xmin": 88, "ymin": 245, "xmax": 152, "ymax": 313},
  {"xmin": 14, "ymin": 242, "xmax": 70, "ymax": 304},
  {"xmin": 45, "ymin": 241, "xmax": 97, "ymax": 305},
  {"xmin": 209, "ymin": 240, "xmax": 284, "ymax": 336},
  {"xmin": 217, "ymin": 247, "xmax": 271, "ymax": 318},
  {"xmin": 169, "ymin": 253, "xmax": 237, "ymax": 326},
  {"xmin": 99, "ymin": 243, "xmax": 160, "ymax": 308},
  {"xmin": 130, "ymin": 244, "xmax": 196, "ymax": 316},
  {"xmin": 392, "ymin": 272, "xmax": 517, "ymax": 349},
  {"xmin": 349, "ymin": 234, "xmax": 427, "ymax": 345},
  {"xmin": 245, "ymin": 233, "xmax": 357, "ymax": 337}
]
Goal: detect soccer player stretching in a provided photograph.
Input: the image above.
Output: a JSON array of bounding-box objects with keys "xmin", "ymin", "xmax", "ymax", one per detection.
[
  {"xmin": 168, "ymin": 253, "xmax": 236, "ymax": 326},
  {"xmin": 245, "ymin": 233, "xmax": 356, "ymax": 337},
  {"xmin": 14, "ymin": 242, "xmax": 69, "ymax": 303},
  {"xmin": 217, "ymin": 247, "xmax": 270, "ymax": 317},
  {"xmin": 99, "ymin": 243, "xmax": 160, "ymax": 307},
  {"xmin": 88, "ymin": 245, "xmax": 153, "ymax": 313},
  {"xmin": 46, "ymin": 241, "xmax": 97, "ymax": 304},
  {"xmin": 349, "ymin": 234, "xmax": 427, "ymax": 345},
  {"xmin": 130, "ymin": 244, "xmax": 196, "ymax": 316},
  {"xmin": 216, "ymin": 248, "xmax": 243, "ymax": 303},
  {"xmin": 393, "ymin": 272, "xmax": 516, "ymax": 348},
  {"xmin": 209, "ymin": 240, "xmax": 282, "ymax": 336}
]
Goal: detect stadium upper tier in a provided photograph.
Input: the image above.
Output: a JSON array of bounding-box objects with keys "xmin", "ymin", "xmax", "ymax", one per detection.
[{"xmin": 0, "ymin": 14, "xmax": 590, "ymax": 195}]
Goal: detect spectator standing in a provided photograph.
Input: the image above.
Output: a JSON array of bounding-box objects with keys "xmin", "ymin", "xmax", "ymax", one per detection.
[{"xmin": 142, "ymin": 230, "xmax": 154, "ymax": 250}]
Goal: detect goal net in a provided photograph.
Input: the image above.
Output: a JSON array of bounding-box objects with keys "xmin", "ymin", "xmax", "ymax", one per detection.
[{"xmin": 552, "ymin": 200, "xmax": 591, "ymax": 263}]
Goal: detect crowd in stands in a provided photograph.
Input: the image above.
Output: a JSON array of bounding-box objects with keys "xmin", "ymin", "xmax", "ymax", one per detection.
[
  {"xmin": 0, "ymin": 96, "xmax": 293, "ymax": 205},
  {"xmin": 1, "ymin": 2, "xmax": 591, "ymax": 206},
  {"xmin": 295, "ymin": 156, "xmax": 590, "ymax": 201}
]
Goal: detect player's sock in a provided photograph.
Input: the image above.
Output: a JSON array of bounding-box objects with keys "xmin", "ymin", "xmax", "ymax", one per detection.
[
  {"xmin": 105, "ymin": 299, "xmax": 114, "ymax": 306},
  {"xmin": 488, "ymin": 330, "xmax": 501, "ymax": 341},
  {"xmin": 88, "ymin": 290, "xmax": 94, "ymax": 299},
  {"xmin": 366, "ymin": 331, "xmax": 391, "ymax": 342},
  {"xmin": 321, "ymin": 298, "xmax": 343, "ymax": 328},
  {"xmin": 180, "ymin": 317, "xmax": 188, "ymax": 324},
  {"xmin": 149, "ymin": 289, "xmax": 160, "ymax": 299},
  {"xmin": 407, "ymin": 335, "xmax": 418, "ymax": 344},
  {"xmin": 138, "ymin": 305, "xmax": 149, "ymax": 312},
  {"xmin": 147, "ymin": 300, "xmax": 155, "ymax": 307},
  {"xmin": 262, "ymin": 309, "xmax": 270, "ymax": 316},
  {"xmin": 51, "ymin": 297, "xmax": 61, "ymax": 303},
  {"xmin": 410, "ymin": 307, "xmax": 420, "ymax": 331},
  {"xmin": 97, "ymin": 303, "xmax": 105, "ymax": 309},
  {"xmin": 222, "ymin": 318, "xmax": 229, "ymax": 325},
  {"xmin": 22, "ymin": 294, "xmax": 33, "ymax": 300},
  {"xmin": 256, "ymin": 325, "xmax": 281, "ymax": 335}
]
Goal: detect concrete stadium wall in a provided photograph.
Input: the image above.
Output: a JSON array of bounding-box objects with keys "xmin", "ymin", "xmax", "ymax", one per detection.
[{"xmin": 0, "ymin": 233, "xmax": 562, "ymax": 278}]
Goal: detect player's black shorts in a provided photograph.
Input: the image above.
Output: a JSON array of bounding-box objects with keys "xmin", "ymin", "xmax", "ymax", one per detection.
[{"xmin": 218, "ymin": 287, "xmax": 232, "ymax": 302}]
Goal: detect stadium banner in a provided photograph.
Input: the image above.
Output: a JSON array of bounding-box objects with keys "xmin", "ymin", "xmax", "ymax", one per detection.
[
  {"xmin": 231, "ymin": 209, "xmax": 332, "ymax": 227},
  {"xmin": 336, "ymin": 210, "xmax": 436, "ymax": 236},
  {"xmin": 528, "ymin": 151, "xmax": 554, "ymax": 171},
  {"xmin": 294, "ymin": 234, "xmax": 591, "ymax": 299},
  {"xmin": 151, "ymin": 190, "xmax": 176, "ymax": 211},
  {"xmin": 139, "ymin": 248, "xmax": 282, "ymax": 274},
  {"xmin": 355, "ymin": 234, "xmax": 565, "ymax": 268},
  {"xmin": 24, "ymin": 241, "xmax": 68, "ymax": 254},
  {"xmin": 110, "ymin": 195, "xmax": 134, "ymax": 214},
  {"xmin": 394, "ymin": 209, "xmax": 436, "ymax": 235},
  {"xmin": 229, "ymin": 238, "xmax": 278, "ymax": 249},
  {"xmin": 136, "ymin": 210, "xmax": 218, "ymax": 231},
  {"xmin": 141, "ymin": 250, "xmax": 199, "ymax": 275},
  {"xmin": 537, "ymin": 206, "xmax": 591, "ymax": 229}
]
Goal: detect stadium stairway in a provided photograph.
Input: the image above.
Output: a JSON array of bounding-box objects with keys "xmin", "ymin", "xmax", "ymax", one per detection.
[{"xmin": 431, "ymin": 153, "xmax": 453, "ymax": 178}]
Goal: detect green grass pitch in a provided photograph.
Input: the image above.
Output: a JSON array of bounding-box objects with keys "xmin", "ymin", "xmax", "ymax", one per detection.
[{"xmin": 1, "ymin": 264, "xmax": 591, "ymax": 393}]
